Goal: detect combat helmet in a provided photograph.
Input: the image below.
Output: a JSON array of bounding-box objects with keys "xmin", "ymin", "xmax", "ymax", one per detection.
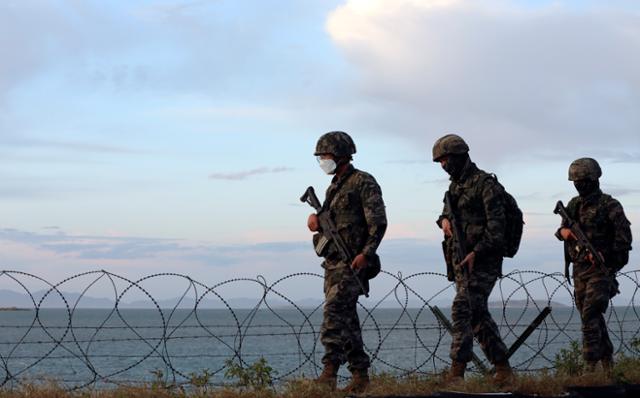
[
  {"xmin": 432, "ymin": 133, "xmax": 469, "ymax": 161},
  {"xmin": 568, "ymin": 158, "xmax": 602, "ymax": 181},
  {"xmin": 314, "ymin": 131, "xmax": 357, "ymax": 157}
]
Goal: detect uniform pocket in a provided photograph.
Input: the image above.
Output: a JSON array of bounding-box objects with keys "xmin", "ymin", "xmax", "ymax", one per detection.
[{"xmin": 465, "ymin": 224, "xmax": 484, "ymax": 247}]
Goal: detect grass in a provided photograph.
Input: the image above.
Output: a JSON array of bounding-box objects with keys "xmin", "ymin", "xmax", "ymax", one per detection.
[
  {"xmin": 3, "ymin": 346, "xmax": 640, "ymax": 397},
  {"xmin": 0, "ymin": 367, "xmax": 638, "ymax": 398}
]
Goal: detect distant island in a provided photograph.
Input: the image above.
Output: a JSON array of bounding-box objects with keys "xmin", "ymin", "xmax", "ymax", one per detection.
[{"xmin": 0, "ymin": 307, "xmax": 30, "ymax": 311}]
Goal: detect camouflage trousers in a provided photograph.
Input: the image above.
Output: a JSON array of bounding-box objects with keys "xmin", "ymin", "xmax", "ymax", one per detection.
[
  {"xmin": 573, "ymin": 272, "xmax": 614, "ymax": 362},
  {"xmin": 320, "ymin": 265, "xmax": 370, "ymax": 372},
  {"xmin": 450, "ymin": 269, "xmax": 508, "ymax": 364}
]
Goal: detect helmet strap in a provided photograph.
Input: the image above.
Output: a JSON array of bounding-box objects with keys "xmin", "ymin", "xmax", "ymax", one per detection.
[{"xmin": 333, "ymin": 156, "xmax": 351, "ymax": 176}]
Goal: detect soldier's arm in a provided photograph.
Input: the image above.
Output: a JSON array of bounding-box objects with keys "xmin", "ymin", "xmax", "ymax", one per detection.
[
  {"xmin": 360, "ymin": 176, "xmax": 387, "ymax": 258},
  {"xmin": 607, "ymin": 198, "xmax": 633, "ymax": 270},
  {"xmin": 555, "ymin": 197, "xmax": 579, "ymax": 241},
  {"xmin": 474, "ymin": 179, "xmax": 506, "ymax": 255},
  {"xmin": 436, "ymin": 188, "xmax": 452, "ymax": 228}
]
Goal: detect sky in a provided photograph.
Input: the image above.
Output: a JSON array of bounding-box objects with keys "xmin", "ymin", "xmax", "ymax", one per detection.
[{"xmin": 1, "ymin": 0, "xmax": 639, "ymax": 301}]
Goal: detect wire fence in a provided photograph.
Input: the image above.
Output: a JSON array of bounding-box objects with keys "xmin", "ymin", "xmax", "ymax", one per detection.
[{"xmin": 1, "ymin": 268, "xmax": 640, "ymax": 389}]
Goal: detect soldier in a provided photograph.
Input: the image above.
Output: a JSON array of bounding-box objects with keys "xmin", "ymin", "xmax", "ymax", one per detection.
[
  {"xmin": 433, "ymin": 133, "xmax": 514, "ymax": 383},
  {"xmin": 307, "ymin": 131, "xmax": 387, "ymax": 393},
  {"xmin": 555, "ymin": 158, "xmax": 632, "ymax": 372}
]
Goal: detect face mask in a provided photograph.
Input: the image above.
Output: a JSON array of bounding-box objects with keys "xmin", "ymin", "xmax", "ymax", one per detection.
[
  {"xmin": 319, "ymin": 159, "xmax": 337, "ymax": 174},
  {"xmin": 442, "ymin": 154, "xmax": 468, "ymax": 179},
  {"xmin": 574, "ymin": 179, "xmax": 599, "ymax": 197}
]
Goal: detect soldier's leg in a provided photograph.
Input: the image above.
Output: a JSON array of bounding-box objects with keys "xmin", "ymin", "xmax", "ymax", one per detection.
[
  {"xmin": 598, "ymin": 314, "xmax": 614, "ymax": 371},
  {"xmin": 581, "ymin": 276, "xmax": 614, "ymax": 363},
  {"xmin": 343, "ymin": 277, "xmax": 370, "ymax": 372},
  {"xmin": 321, "ymin": 268, "xmax": 347, "ymax": 367},
  {"xmin": 599, "ymin": 277, "xmax": 615, "ymax": 362},
  {"xmin": 572, "ymin": 277, "xmax": 591, "ymax": 368},
  {"xmin": 469, "ymin": 271, "xmax": 508, "ymax": 365},
  {"xmin": 450, "ymin": 273, "xmax": 474, "ymax": 364}
]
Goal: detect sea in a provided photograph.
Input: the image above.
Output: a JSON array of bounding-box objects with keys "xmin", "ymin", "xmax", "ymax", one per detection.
[{"xmin": 0, "ymin": 306, "xmax": 637, "ymax": 388}]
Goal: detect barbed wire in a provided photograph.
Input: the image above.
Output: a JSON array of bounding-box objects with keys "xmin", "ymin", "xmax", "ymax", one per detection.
[{"xmin": 0, "ymin": 268, "xmax": 639, "ymax": 390}]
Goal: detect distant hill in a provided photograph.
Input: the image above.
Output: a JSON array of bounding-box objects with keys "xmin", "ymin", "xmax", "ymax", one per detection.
[
  {"xmin": 0, "ymin": 289, "xmax": 571, "ymax": 310},
  {"xmin": 0, "ymin": 289, "xmax": 116, "ymax": 309}
]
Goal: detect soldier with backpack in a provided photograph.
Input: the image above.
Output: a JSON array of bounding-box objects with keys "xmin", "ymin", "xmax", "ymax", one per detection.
[
  {"xmin": 555, "ymin": 158, "xmax": 632, "ymax": 372},
  {"xmin": 433, "ymin": 133, "xmax": 523, "ymax": 384}
]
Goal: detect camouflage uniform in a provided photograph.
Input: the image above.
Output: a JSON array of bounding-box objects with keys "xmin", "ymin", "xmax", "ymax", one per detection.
[
  {"xmin": 556, "ymin": 159, "xmax": 632, "ymax": 363},
  {"xmin": 312, "ymin": 132, "xmax": 387, "ymax": 375},
  {"xmin": 437, "ymin": 160, "xmax": 510, "ymax": 365},
  {"xmin": 319, "ymin": 164, "xmax": 387, "ymax": 371}
]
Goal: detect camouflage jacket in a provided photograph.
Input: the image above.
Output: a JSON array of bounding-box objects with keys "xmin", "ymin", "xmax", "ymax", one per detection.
[
  {"xmin": 556, "ymin": 189, "xmax": 632, "ymax": 274},
  {"xmin": 319, "ymin": 164, "xmax": 387, "ymax": 269},
  {"xmin": 437, "ymin": 161, "xmax": 506, "ymax": 272}
]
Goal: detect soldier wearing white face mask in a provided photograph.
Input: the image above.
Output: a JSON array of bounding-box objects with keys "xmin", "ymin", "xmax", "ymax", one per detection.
[{"xmin": 306, "ymin": 131, "xmax": 387, "ymax": 394}]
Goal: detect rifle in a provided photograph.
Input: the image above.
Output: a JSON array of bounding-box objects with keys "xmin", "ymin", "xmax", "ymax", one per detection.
[
  {"xmin": 553, "ymin": 201, "xmax": 608, "ymax": 282},
  {"xmin": 300, "ymin": 186, "xmax": 369, "ymax": 297},
  {"xmin": 443, "ymin": 192, "xmax": 472, "ymax": 305},
  {"xmin": 444, "ymin": 192, "xmax": 467, "ymax": 272}
]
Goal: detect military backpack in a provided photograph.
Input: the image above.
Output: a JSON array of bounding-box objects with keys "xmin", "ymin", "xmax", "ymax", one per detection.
[{"xmin": 482, "ymin": 174, "xmax": 524, "ymax": 258}]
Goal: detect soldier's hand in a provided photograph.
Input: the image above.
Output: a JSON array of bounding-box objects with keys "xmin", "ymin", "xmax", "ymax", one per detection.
[
  {"xmin": 441, "ymin": 218, "xmax": 452, "ymax": 238},
  {"xmin": 307, "ymin": 214, "xmax": 319, "ymax": 232},
  {"xmin": 560, "ymin": 228, "xmax": 576, "ymax": 241},
  {"xmin": 459, "ymin": 251, "xmax": 476, "ymax": 274},
  {"xmin": 587, "ymin": 251, "xmax": 603, "ymax": 266},
  {"xmin": 351, "ymin": 253, "xmax": 368, "ymax": 271}
]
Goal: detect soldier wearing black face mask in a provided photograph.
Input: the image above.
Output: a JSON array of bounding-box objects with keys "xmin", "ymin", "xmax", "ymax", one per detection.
[
  {"xmin": 432, "ymin": 133, "xmax": 514, "ymax": 384},
  {"xmin": 556, "ymin": 157, "xmax": 633, "ymax": 373}
]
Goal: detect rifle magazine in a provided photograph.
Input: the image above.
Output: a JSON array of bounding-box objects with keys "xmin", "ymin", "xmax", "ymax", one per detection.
[{"xmin": 313, "ymin": 234, "xmax": 330, "ymax": 257}]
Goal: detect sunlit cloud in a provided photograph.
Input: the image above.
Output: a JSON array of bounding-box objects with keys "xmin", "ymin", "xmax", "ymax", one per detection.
[{"xmin": 326, "ymin": 0, "xmax": 640, "ymax": 160}]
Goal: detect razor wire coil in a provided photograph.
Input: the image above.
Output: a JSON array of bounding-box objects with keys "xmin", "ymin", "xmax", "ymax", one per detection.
[{"xmin": 0, "ymin": 268, "xmax": 639, "ymax": 390}]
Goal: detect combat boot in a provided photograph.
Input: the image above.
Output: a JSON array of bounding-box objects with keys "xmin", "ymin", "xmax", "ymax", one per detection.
[
  {"xmin": 444, "ymin": 361, "xmax": 466, "ymax": 383},
  {"xmin": 315, "ymin": 362, "xmax": 338, "ymax": 390},
  {"xmin": 493, "ymin": 360, "xmax": 514, "ymax": 384},
  {"xmin": 601, "ymin": 356, "xmax": 614, "ymax": 375},
  {"xmin": 342, "ymin": 368, "xmax": 369, "ymax": 394},
  {"xmin": 585, "ymin": 360, "xmax": 598, "ymax": 373}
]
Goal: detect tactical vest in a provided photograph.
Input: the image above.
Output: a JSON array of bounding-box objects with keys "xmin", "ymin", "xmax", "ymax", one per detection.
[{"xmin": 567, "ymin": 194, "xmax": 616, "ymax": 262}]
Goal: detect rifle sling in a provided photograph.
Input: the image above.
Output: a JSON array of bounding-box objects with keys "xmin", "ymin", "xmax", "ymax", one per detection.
[{"xmin": 322, "ymin": 167, "xmax": 357, "ymax": 212}]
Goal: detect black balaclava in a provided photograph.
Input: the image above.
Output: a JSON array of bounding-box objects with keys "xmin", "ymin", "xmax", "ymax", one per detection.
[
  {"xmin": 442, "ymin": 153, "xmax": 469, "ymax": 180},
  {"xmin": 574, "ymin": 179, "xmax": 600, "ymax": 198}
]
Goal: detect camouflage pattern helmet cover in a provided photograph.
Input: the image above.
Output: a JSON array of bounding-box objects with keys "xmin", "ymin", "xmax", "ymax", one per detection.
[
  {"xmin": 314, "ymin": 131, "xmax": 357, "ymax": 157},
  {"xmin": 432, "ymin": 133, "xmax": 469, "ymax": 161},
  {"xmin": 568, "ymin": 157, "xmax": 602, "ymax": 181}
]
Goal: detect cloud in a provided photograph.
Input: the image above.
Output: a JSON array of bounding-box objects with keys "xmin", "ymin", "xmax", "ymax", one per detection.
[
  {"xmin": 208, "ymin": 167, "xmax": 294, "ymax": 181},
  {"xmin": 385, "ymin": 159, "xmax": 430, "ymax": 165},
  {"xmin": 326, "ymin": 0, "xmax": 640, "ymax": 161},
  {"xmin": 0, "ymin": 2, "xmax": 140, "ymax": 105},
  {"xmin": 593, "ymin": 150, "xmax": 640, "ymax": 164},
  {"xmin": 0, "ymin": 228, "xmax": 311, "ymax": 264},
  {"xmin": 1, "ymin": 227, "xmax": 638, "ymax": 301},
  {"xmin": 602, "ymin": 184, "xmax": 640, "ymax": 197},
  {"xmin": 4, "ymin": 137, "xmax": 140, "ymax": 155},
  {"xmin": 533, "ymin": 150, "xmax": 640, "ymax": 164},
  {"xmin": 0, "ymin": 228, "xmax": 181, "ymax": 260}
]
